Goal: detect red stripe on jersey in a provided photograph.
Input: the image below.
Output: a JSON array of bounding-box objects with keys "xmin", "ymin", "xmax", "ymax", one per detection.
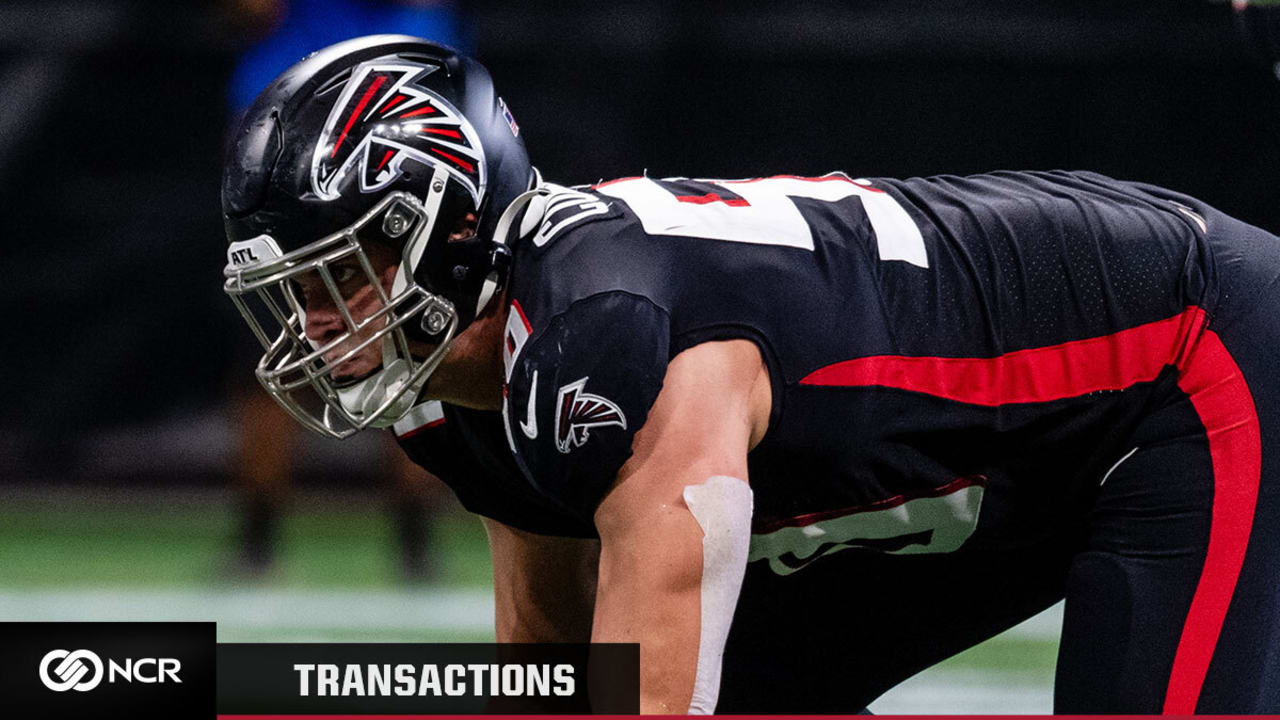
[
  {"xmin": 800, "ymin": 306, "xmax": 1209, "ymax": 405},
  {"xmin": 594, "ymin": 174, "xmax": 878, "ymax": 192},
  {"xmin": 1164, "ymin": 327, "xmax": 1260, "ymax": 713},
  {"xmin": 800, "ymin": 306, "xmax": 1260, "ymax": 712},
  {"xmin": 720, "ymin": 173, "xmax": 873, "ymax": 188},
  {"xmin": 676, "ymin": 193, "xmax": 750, "ymax": 207},
  {"xmin": 753, "ymin": 475, "xmax": 985, "ymax": 534}
]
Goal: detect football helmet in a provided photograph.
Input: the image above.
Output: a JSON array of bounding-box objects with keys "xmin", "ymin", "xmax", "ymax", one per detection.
[{"xmin": 222, "ymin": 35, "xmax": 538, "ymax": 438}]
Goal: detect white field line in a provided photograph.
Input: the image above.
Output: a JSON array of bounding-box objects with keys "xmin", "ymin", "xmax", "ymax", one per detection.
[
  {"xmin": 870, "ymin": 668, "xmax": 1053, "ymax": 714},
  {"xmin": 0, "ymin": 587, "xmax": 1062, "ymax": 639},
  {"xmin": 0, "ymin": 589, "xmax": 1062, "ymax": 638},
  {"xmin": 0, "ymin": 587, "xmax": 495, "ymax": 634},
  {"xmin": 1001, "ymin": 600, "xmax": 1063, "ymax": 640},
  {"xmin": 868, "ymin": 604, "xmax": 1063, "ymax": 714}
]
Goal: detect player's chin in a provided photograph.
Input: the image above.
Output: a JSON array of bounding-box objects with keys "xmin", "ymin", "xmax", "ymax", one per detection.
[{"xmin": 328, "ymin": 354, "xmax": 383, "ymax": 387}]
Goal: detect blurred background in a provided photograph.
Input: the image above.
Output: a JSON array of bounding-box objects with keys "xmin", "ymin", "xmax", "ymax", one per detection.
[{"xmin": 2, "ymin": 0, "xmax": 1279, "ymax": 712}]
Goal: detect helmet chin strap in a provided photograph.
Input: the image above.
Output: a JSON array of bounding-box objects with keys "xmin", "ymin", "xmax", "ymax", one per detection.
[
  {"xmin": 329, "ymin": 307, "xmax": 456, "ymax": 430},
  {"xmin": 473, "ymin": 169, "xmax": 549, "ymax": 318},
  {"xmin": 331, "ymin": 355, "xmax": 419, "ymax": 428},
  {"xmin": 328, "ymin": 332, "xmax": 414, "ymax": 428},
  {"xmin": 331, "ymin": 358, "xmax": 414, "ymax": 428}
]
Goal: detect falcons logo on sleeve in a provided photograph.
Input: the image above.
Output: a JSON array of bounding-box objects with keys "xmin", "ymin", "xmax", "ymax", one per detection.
[
  {"xmin": 310, "ymin": 59, "xmax": 486, "ymax": 204},
  {"xmin": 555, "ymin": 377, "xmax": 627, "ymax": 454}
]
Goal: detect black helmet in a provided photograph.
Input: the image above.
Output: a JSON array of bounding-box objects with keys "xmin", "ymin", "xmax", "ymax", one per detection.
[{"xmin": 222, "ymin": 35, "xmax": 537, "ymax": 438}]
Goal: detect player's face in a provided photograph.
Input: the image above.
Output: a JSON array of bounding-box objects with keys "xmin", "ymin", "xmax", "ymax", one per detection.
[
  {"xmin": 298, "ymin": 241, "xmax": 400, "ymax": 383},
  {"xmin": 295, "ymin": 212, "xmax": 481, "ymax": 384}
]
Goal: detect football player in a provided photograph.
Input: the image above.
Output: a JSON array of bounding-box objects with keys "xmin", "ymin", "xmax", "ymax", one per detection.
[{"xmin": 221, "ymin": 36, "xmax": 1280, "ymax": 713}]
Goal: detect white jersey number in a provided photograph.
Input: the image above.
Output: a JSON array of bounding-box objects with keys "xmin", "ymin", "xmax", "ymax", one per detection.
[{"xmin": 594, "ymin": 174, "xmax": 928, "ymax": 268}]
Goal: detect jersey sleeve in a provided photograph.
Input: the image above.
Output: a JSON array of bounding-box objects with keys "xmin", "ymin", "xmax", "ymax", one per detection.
[
  {"xmin": 505, "ymin": 291, "xmax": 671, "ymax": 522},
  {"xmin": 392, "ymin": 405, "xmax": 597, "ymax": 538}
]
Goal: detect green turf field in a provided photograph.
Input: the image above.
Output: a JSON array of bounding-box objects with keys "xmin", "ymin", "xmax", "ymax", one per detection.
[
  {"xmin": 0, "ymin": 489, "xmax": 491, "ymax": 589},
  {"xmin": 0, "ymin": 487, "xmax": 1060, "ymax": 712}
]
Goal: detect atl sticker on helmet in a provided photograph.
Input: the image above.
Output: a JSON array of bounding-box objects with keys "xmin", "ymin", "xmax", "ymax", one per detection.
[{"xmin": 225, "ymin": 234, "xmax": 283, "ymax": 269}]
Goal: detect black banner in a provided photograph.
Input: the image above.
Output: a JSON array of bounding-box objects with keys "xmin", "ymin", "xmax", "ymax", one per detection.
[
  {"xmin": 217, "ymin": 643, "xmax": 640, "ymax": 714},
  {"xmin": 0, "ymin": 625, "xmax": 638, "ymax": 715},
  {"xmin": 0, "ymin": 622, "xmax": 216, "ymax": 720}
]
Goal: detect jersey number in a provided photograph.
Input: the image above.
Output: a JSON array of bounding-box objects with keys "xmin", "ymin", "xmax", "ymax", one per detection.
[
  {"xmin": 749, "ymin": 479, "xmax": 985, "ymax": 575},
  {"xmin": 594, "ymin": 174, "xmax": 928, "ymax": 268}
]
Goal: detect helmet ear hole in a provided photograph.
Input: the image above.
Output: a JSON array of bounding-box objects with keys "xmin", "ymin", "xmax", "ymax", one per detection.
[{"xmin": 447, "ymin": 211, "xmax": 479, "ymax": 243}]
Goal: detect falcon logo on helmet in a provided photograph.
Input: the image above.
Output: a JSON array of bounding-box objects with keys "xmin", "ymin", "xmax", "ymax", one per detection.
[
  {"xmin": 554, "ymin": 377, "xmax": 627, "ymax": 454},
  {"xmin": 310, "ymin": 60, "xmax": 486, "ymax": 205}
]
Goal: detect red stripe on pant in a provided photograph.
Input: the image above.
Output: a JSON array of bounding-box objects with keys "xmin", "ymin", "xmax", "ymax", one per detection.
[
  {"xmin": 1164, "ymin": 324, "xmax": 1261, "ymax": 713},
  {"xmin": 800, "ymin": 306, "xmax": 1261, "ymax": 712}
]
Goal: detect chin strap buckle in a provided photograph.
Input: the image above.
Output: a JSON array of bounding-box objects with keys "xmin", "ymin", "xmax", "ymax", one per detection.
[{"xmin": 489, "ymin": 243, "xmax": 512, "ymax": 287}]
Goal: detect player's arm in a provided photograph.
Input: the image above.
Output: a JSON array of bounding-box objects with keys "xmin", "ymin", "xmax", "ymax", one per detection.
[
  {"xmin": 591, "ymin": 339, "xmax": 771, "ymax": 714},
  {"xmin": 482, "ymin": 517, "xmax": 599, "ymax": 643}
]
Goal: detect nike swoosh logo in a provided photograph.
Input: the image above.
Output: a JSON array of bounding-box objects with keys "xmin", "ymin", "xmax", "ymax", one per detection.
[
  {"xmin": 519, "ymin": 369, "xmax": 538, "ymax": 439},
  {"xmin": 1174, "ymin": 205, "xmax": 1207, "ymax": 234}
]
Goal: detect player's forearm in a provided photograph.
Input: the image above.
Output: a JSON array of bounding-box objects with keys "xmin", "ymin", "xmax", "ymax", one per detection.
[
  {"xmin": 592, "ymin": 508, "xmax": 705, "ymax": 713},
  {"xmin": 484, "ymin": 518, "xmax": 598, "ymax": 643},
  {"xmin": 492, "ymin": 571, "xmax": 594, "ymax": 643},
  {"xmin": 590, "ymin": 340, "xmax": 763, "ymax": 712}
]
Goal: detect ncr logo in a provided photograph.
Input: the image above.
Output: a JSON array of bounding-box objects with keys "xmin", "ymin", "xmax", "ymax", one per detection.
[
  {"xmin": 39, "ymin": 649, "xmax": 181, "ymax": 693},
  {"xmin": 3, "ymin": 622, "xmax": 213, "ymax": 720}
]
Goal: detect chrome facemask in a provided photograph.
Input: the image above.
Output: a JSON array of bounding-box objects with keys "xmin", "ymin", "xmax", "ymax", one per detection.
[{"xmin": 223, "ymin": 189, "xmax": 457, "ymax": 439}]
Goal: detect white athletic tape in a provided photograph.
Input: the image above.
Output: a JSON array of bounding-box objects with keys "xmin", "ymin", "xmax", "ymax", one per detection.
[{"xmin": 681, "ymin": 475, "xmax": 753, "ymax": 714}]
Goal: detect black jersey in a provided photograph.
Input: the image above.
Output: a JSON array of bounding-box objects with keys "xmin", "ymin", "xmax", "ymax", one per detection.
[
  {"xmin": 404, "ymin": 170, "xmax": 1223, "ymax": 571},
  {"xmin": 392, "ymin": 400, "xmax": 595, "ymax": 537}
]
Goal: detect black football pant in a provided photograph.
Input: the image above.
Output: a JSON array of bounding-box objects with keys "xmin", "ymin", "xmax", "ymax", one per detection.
[{"xmin": 717, "ymin": 210, "xmax": 1280, "ymax": 714}]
